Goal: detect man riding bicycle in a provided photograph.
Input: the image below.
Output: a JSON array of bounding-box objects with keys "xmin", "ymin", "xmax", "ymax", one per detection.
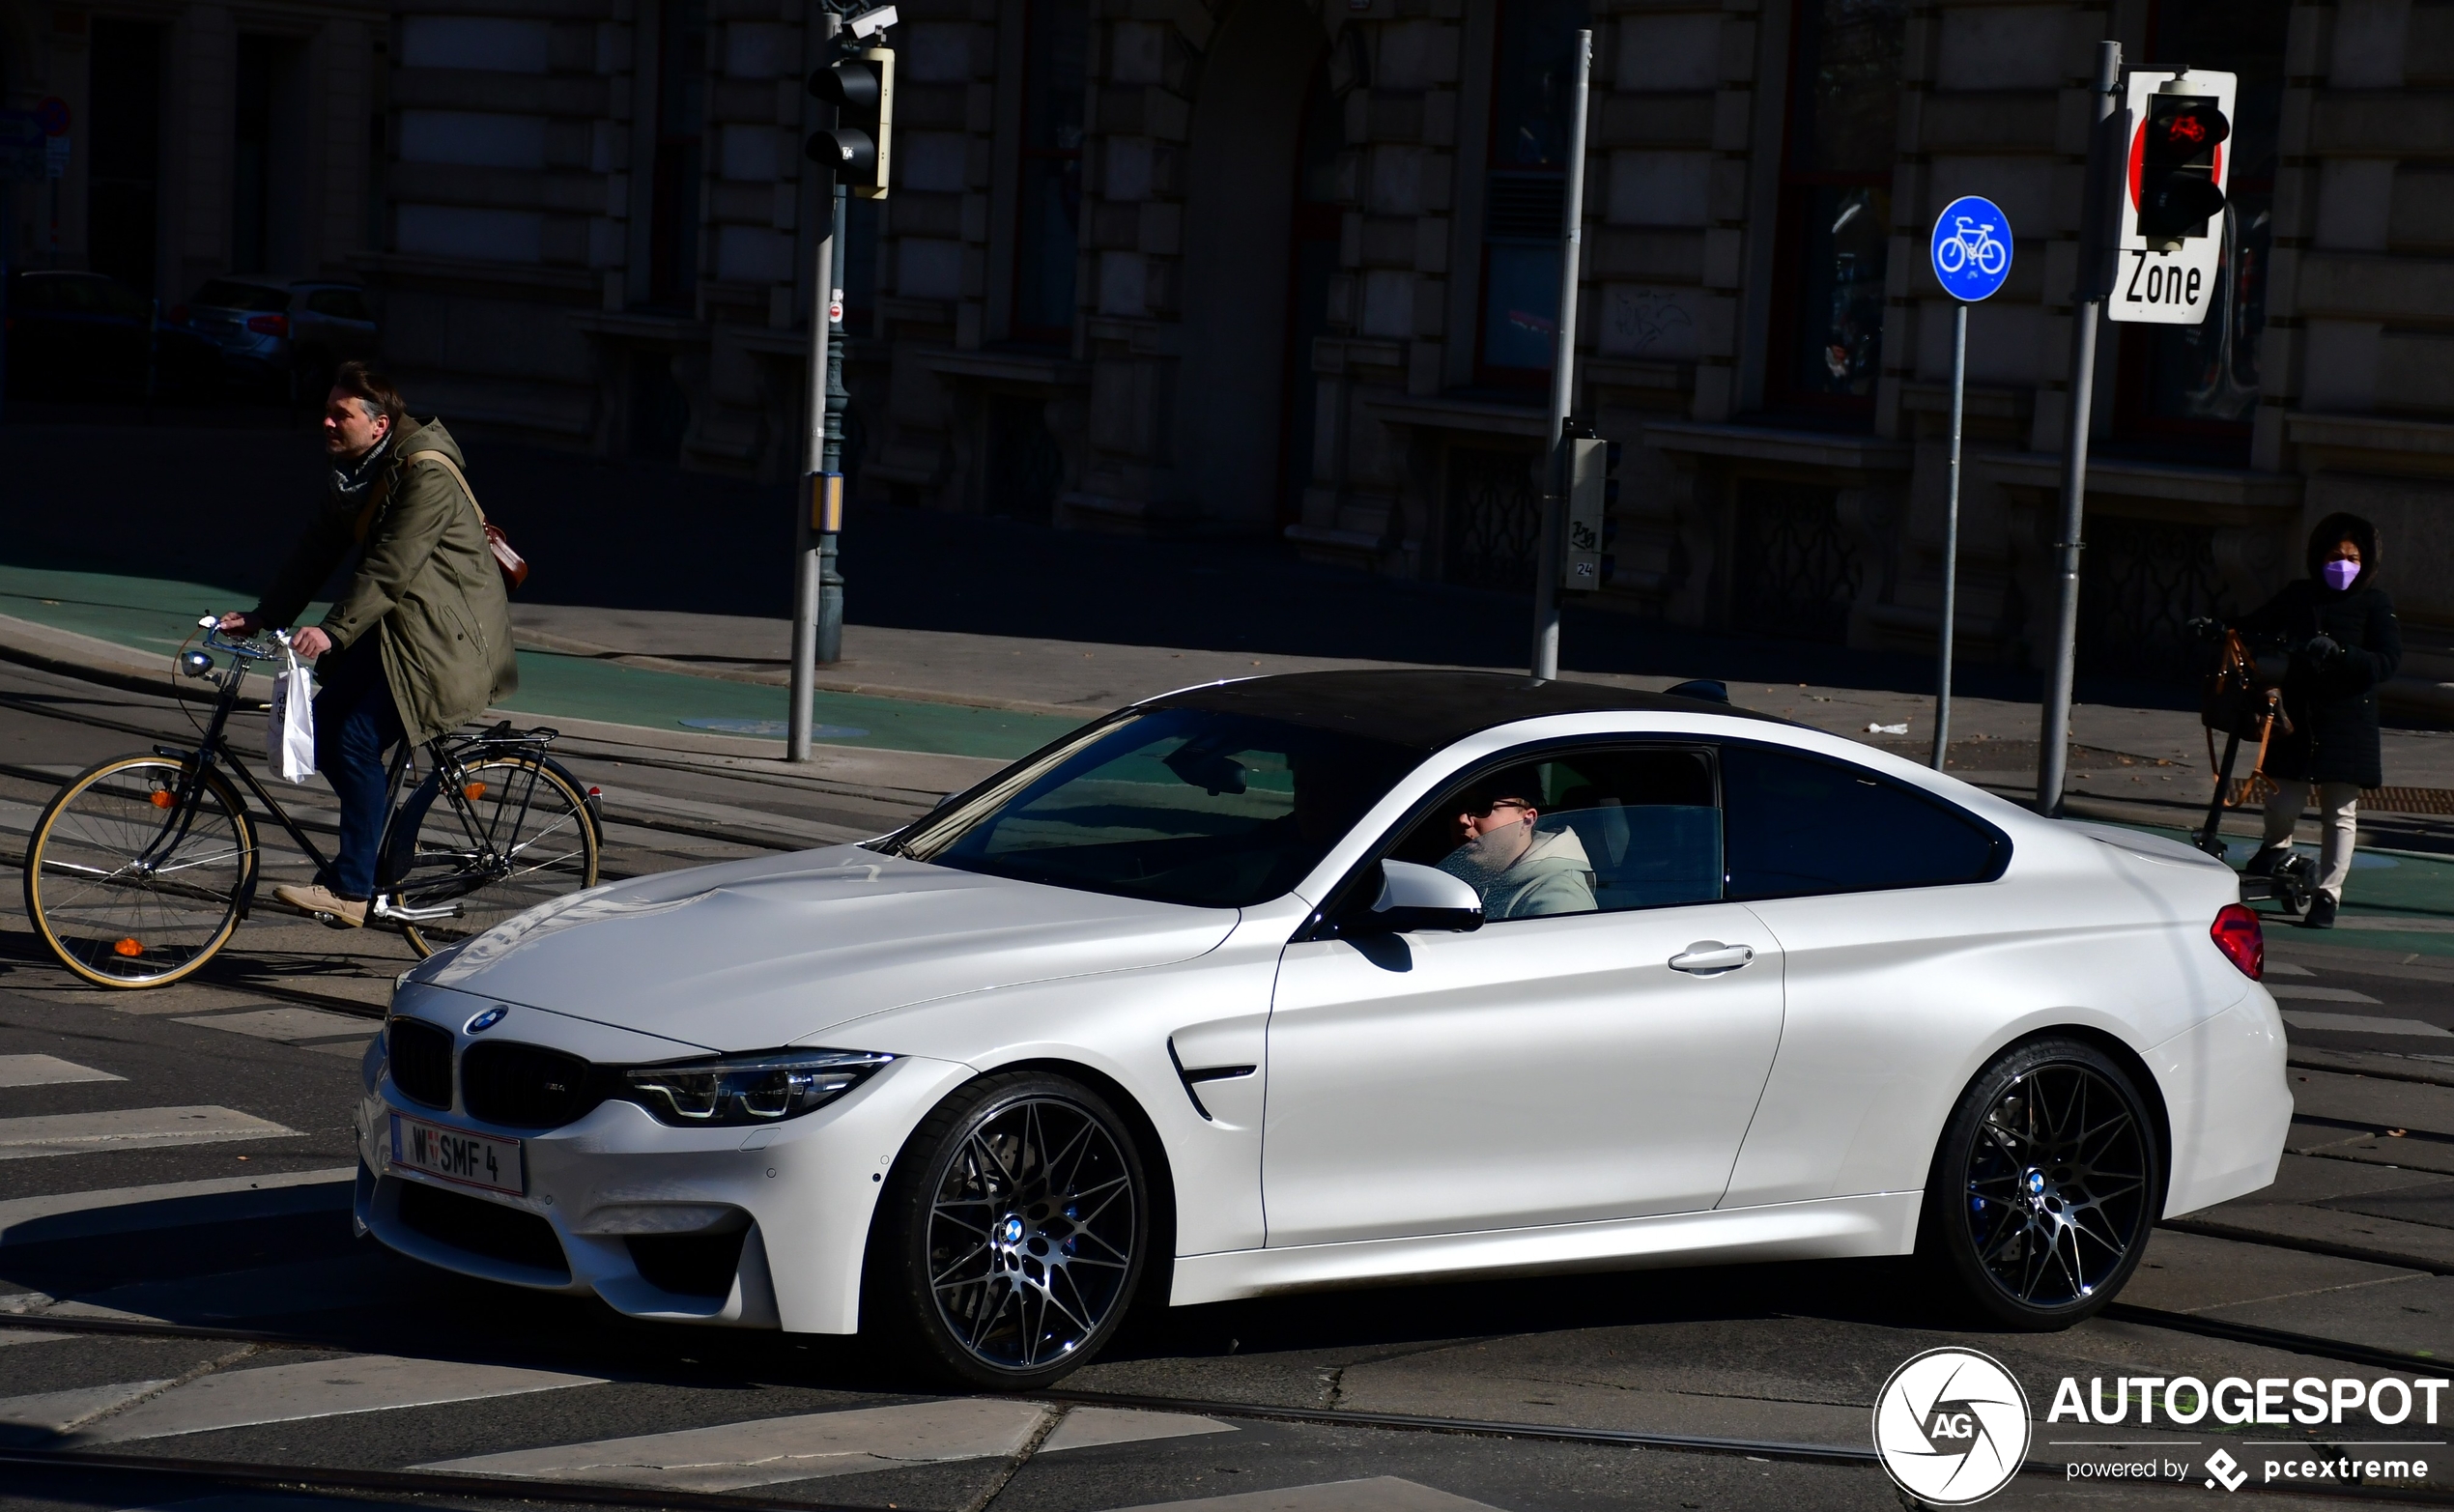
[{"xmin": 220, "ymin": 362, "xmax": 518, "ymax": 927}]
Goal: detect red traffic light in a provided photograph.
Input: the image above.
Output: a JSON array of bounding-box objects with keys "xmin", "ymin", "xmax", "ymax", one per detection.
[{"xmin": 2130, "ymin": 94, "xmax": 2230, "ymax": 244}]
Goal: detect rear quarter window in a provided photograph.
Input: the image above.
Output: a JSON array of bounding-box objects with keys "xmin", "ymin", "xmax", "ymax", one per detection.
[{"xmin": 1720, "ymin": 741, "xmax": 2008, "ymax": 899}]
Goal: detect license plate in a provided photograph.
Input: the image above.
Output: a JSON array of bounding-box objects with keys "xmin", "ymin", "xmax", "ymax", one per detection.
[{"xmin": 389, "ymin": 1112, "xmax": 526, "ymax": 1196}]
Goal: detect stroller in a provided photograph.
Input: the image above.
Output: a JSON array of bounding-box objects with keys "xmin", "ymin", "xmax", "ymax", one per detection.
[{"xmin": 2192, "ymin": 626, "xmax": 2318, "ymax": 913}]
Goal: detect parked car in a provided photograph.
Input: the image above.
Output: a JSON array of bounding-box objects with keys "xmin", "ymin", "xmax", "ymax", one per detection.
[
  {"xmin": 361, "ymin": 671, "xmax": 2290, "ymax": 1388},
  {"xmin": 177, "ymin": 276, "xmax": 378, "ymax": 397},
  {"xmin": 3, "ymin": 270, "xmax": 220, "ymax": 399}
]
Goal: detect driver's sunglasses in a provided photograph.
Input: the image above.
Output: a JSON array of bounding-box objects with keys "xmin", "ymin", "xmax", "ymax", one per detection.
[{"xmin": 1470, "ymin": 798, "xmax": 1534, "ymax": 817}]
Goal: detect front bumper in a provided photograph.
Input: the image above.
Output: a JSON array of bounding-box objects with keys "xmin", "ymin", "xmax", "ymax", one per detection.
[{"xmin": 354, "ymin": 1049, "xmax": 972, "ymax": 1334}]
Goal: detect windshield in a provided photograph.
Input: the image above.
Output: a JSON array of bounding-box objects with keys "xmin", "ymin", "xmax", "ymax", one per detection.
[{"xmin": 891, "ymin": 707, "xmax": 1426, "ymax": 908}]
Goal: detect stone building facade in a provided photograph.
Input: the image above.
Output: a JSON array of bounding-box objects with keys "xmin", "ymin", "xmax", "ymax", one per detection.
[
  {"xmin": 8, "ymin": 0, "xmax": 2450, "ymax": 712},
  {"xmin": 0, "ymin": 0, "xmax": 382, "ymax": 310}
]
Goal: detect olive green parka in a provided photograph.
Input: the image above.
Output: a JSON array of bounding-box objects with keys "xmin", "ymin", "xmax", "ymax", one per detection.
[{"xmin": 251, "ymin": 418, "xmax": 519, "ymax": 743}]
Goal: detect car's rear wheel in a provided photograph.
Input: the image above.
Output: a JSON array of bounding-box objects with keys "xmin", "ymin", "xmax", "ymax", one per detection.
[
  {"xmin": 1921, "ymin": 1037, "xmax": 2161, "ymax": 1328},
  {"xmin": 866, "ymin": 1070, "xmax": 1149, "ymax": 1389}
]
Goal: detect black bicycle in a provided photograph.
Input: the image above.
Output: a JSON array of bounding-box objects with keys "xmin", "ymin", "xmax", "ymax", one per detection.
[{"xmin": 24, "ymin": 619, "xmax": 603, "ymax": 987}]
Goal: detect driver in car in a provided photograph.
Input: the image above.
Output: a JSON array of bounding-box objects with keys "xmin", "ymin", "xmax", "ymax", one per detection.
[{"xmin": 1436, "ymin": 778, "xmax": 1596, "ymax": 920}]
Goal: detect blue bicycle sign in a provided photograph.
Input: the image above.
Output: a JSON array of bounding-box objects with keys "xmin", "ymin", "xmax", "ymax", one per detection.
[{"xmin": 1930, "ymin": 195, "xmax": 2013, "ymax": 302}]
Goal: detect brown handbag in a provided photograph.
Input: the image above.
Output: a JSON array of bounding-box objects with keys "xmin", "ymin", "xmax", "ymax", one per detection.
[{"xmin": 2201, "ymin": 628, "xmax": 2292, "ymax": 808}]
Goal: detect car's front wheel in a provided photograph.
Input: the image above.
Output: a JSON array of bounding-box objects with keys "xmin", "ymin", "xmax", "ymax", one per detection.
[
  {"xmin": 1921, "ymin": 1037, "xmax": 2162, "ymax": 1328},
  {"xmin": 866, "ymin": 1070, "xmax": 1149, "ymax": 1388}
]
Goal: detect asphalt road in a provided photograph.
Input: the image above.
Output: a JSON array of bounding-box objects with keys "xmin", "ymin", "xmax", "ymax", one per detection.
[{"xmin": 4, "ymin": 658, "xmax": 2454, "ymax": 1512}]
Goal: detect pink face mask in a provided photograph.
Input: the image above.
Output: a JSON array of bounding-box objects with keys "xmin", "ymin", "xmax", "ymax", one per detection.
[{"xmin": 2324, "ymin": 558, "xmax": 2361, "ymax": 591}]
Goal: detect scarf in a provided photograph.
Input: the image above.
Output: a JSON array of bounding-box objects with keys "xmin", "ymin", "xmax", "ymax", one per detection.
[{"xmin": 328, "ymin": 429, "xmax": 395, "ymax": 507}]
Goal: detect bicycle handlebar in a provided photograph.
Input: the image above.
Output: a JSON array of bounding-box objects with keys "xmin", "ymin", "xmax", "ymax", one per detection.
[{"xmin": 196, "ymin": 615, "xmax": 286, "ymax": 663}]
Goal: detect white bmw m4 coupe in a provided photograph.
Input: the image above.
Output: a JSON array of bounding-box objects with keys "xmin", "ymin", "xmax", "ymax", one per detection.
[{"xmin": 358, "ymin": 670, "xmax": 2289, "ymax": 1386}]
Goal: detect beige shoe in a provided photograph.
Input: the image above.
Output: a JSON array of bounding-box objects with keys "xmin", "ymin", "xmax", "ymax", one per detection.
[{"xmin": 273, "ymin": 883, "xmax": 368, "ymax": 928}]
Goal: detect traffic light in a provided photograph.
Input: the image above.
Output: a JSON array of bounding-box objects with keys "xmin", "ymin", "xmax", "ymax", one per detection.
[
  {"xmin": 2134, "ymin": 88, "xmax": 2229, "ymax": 247},
  {"xmin": 1562, "ymin": 426, "xmax": 1620, "ymax": 592},
  {"xmin": 807, "ymin": 45, "xmax": 894, "ymax": 198}
]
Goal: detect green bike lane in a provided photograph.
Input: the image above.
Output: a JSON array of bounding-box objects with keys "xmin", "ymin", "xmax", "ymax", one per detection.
[
  {"xmin": 9, "ymin": 563, "xmax": 2451, "ymax": 954},
  {"xmin": 0, "ymin": 563, "xmax": 1085, "ymax": 761}
]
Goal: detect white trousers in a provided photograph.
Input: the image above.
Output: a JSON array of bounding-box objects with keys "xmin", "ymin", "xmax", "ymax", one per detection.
[{"xmin": 2259, "ymin": 779, "xmax": 2362, "ymax": 902}]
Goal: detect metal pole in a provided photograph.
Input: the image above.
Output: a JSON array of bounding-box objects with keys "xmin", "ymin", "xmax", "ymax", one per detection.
[
  {"xmin": 2036, "ymin": 38, "xmax": 2121, "ymax": 815},
  {"xmin": 1932, "ymin": 300, "xmax": 1966, "ymax": 771},
  {"xmin": 788, "ymin": 12, "xmax": 842, "ymax": 763},
  {"xmin": 1530, "ymin": 28, "xmax": 1592, "ymax": 682},
  {"xmin": 817, "ymin": 183, "xmax": 847, "ymax": 665}
]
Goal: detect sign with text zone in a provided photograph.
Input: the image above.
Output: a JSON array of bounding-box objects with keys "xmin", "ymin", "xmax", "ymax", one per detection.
[{"xmin": 2109, "ymin": 69, "xmax": 2237, "ymax": 327}]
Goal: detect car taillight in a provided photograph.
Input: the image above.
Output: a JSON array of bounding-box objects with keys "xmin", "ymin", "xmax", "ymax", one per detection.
[
  {"xmin": 2211, "ymin": 903, "xmax": 2264, "ymax": 980},
  {"xmin": 246, "ymin": 313, "xmax": 288, "ymax": 336}
]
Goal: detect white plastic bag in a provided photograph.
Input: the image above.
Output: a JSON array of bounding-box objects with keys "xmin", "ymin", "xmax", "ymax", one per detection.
[{"xmin": 266, "ymin": 641, "xmax": 318, "ymax": 784}]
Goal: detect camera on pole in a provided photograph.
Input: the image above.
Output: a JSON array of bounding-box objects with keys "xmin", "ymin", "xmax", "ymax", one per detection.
[
  {"xmin": 2134, "ymin": 89, "xmax": 2229, "ymax": 248},
  {"xmin": 806, "ymin": 44, "xmax": 895, "ymax": 198}
]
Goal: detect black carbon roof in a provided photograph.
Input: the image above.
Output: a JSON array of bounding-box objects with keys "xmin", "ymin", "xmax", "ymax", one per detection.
[{"xmin": 1145, "ymin": 670, "xmax": 1783, "ymax": 750}]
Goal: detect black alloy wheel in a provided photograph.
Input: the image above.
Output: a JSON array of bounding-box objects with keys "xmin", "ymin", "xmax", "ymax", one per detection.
[
  {"xmin": 868, "ymin": 1071, "xmax": 1148, "ymax": 1388},
  {"xmin": 1923, "ymin": 1037, "xmax": 2160, "ymax": 1328}
]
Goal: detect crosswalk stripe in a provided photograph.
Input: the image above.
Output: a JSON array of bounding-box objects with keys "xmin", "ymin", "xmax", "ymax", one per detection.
[
  {"xmin": 0, "ymin": 1106, "xmax": 299, "ymax": 1160},
  {"xmin": 1043, "ymin": 1406, "xmax": 1238, "ymax": 1454},
  {"xmin": 61, "ymin": 1355, "xmax": 601, "ymax": 1445},
  {"xmin": 0, "ymin": 1379, "xmax": 174, "ymax": 1437},
  {"xmin": 0, "ymin": 1055, "xmax": 124, "ymax": 1088},
  {"xmin": 2269, "ymin": 984, "xmax": 2384, "ymax": 1005},
  {"xmin": 1098, "ymin": 1477, "xmax": 1505, "ymax": 1512},
  {"xmin": 2283, "ymin": 1011, "xmax": 2454, "ymax": 1039},
  {"xmin": 173, "ymin": 1008, "xmax": 378, "ymax": 1043},
  {"xmin": 417, "ymin": 1399, "xmax": 1233, "ymax": 1491},
  {"xmin": 0, "ymin": 1166, "xmax": 354, "ymax": 1247},
  {"xmin": 0, "ymin": 1329, "xmax": 71, "ymax": 1348}
]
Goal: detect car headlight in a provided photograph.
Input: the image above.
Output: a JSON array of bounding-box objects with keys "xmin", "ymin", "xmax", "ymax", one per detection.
[{"xmin": 615, "ymin": 1048, "xmax": 892, "ymax": 1127}]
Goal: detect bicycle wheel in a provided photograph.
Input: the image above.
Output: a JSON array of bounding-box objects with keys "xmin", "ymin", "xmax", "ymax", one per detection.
[
  {"xmin": 1977, "ymin": 239, "xmax": 2009, "ymax": 276},
  {"xmin": 25, "ymin": 756, "xmax": 257, "ymax": 987},
  {"xmin": 1937, "ymin": 237, "xmax": 1968, "ymax": 274},
  {"xmin": 385, "ymin": 754, "xmax": 599, "ymax": 956}
]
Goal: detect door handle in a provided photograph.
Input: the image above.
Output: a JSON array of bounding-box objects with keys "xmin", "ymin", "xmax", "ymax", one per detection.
[{"xmin": 1669, "ymin": 941, "xmax": 1755, "ymax": 975}]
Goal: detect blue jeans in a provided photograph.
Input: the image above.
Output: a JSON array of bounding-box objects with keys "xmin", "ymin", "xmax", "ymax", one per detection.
[{"xmin": 312, "ymin": 635, "xmax": 404, "ymax": 900}]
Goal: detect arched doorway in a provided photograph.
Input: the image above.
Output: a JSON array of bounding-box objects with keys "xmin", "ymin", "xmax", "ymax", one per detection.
[{"xmin": 1175, "ymin": 0, "xmax": 1328, "ymax": 530}]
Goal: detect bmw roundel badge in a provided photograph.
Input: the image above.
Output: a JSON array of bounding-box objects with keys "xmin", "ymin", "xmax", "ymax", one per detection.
[{"xmin": 465, "ymin": 1005, "xmax": 509, "ymax": 1034}]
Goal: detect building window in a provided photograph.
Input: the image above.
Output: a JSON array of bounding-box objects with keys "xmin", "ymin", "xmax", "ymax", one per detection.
[
  {"xmin": 1278, "ymin": 58, "xmax": 1342, "ymax": 524},
  {"xmin": 1473, "ymin": 0, "xmax": 1590, "ymax": 385},
  {"xmin": 2114, "ymin": 0, "xmax": 2288, "ymax": 458},
  {"xmin": 1764, "ymin": 0, "xmax": 1907, "ymax": 417},
  {"xmin": 1011, "ymin": 0, "xmax": 1086, "ymax": 344},
  {"xmin": 646, "ymin": 0, "xmax": 708, "ymax": 310}
]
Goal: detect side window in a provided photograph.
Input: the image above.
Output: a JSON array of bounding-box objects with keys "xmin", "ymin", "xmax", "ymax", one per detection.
[
  {"xmin": 1720, "ymin": 743, "xmax": 2005, "ymax": 899},
  {"xmin": 1388, "ymin": 747, "xmax": 1722, "ymax": 922}
]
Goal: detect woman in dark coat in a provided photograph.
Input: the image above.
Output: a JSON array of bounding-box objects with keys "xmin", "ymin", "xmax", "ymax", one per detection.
[{"xmin": 2236, "ymin": 512, "xmax": 2402, "ymax": 928}]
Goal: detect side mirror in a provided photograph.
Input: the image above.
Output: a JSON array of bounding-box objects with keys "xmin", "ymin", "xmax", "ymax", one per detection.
[{"xmin": 1352, "ymin": 860, "xmax": 1483, "ymax": 935}]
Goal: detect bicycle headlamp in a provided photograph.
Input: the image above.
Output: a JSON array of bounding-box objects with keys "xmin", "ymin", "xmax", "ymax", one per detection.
[{"xmin": 616, "ymin": 1048, "xmax": 892, "ymax": 1127}]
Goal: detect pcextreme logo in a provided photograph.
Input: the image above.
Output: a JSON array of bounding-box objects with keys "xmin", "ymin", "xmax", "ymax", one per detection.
[{"xmin": 1872, "ymin": 1347, "xmax": 2032, "ymax": 1505}]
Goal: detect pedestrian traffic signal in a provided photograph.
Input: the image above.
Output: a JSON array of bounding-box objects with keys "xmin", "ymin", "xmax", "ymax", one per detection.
[
  {"xmin": 807, "ymin": 46, "xmax": 894, "ymax": 198},
  {"xmin": 2133, "ymin": 89, "xmax": 2229, "ymax": 247},
  {"xmin": 1563, "ymin": 430, "xmax": 1620, "ymax": 592}
]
